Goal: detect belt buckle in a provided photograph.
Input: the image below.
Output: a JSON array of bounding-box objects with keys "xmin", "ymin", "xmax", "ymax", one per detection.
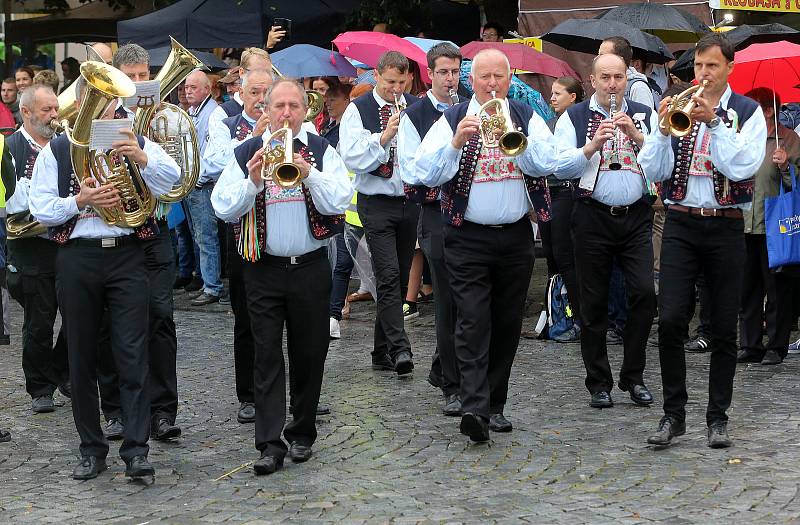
[
  {"xmin": 700, "ymin": 208, "xmax": 717, "ymax": 217},
  {"xmin": 289, "ymin": 256, "xmax": 299, "ymax": 265},
  {"xmin": 609, "ymin": 205, "xmax": 628, "ymax": 216},
  {"xmin": 101, "ymin": 238, "xmax": 116, "ymax": 248}
]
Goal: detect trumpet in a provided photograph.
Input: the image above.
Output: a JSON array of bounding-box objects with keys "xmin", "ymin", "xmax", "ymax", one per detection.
[
  {"xmin": 261, "ymin": 120, "xmax": 302, "ymax": 189},
  {"xmin": 607, "ymin": 94, "xmax": 622, "ymax": 171},
  {"xmin": 477, "ymin": 91, "xmax": 527, "ymax": 156},
  {"xmin": 660, "ymin": 80, "xmax": 708, "ymax": 137}
]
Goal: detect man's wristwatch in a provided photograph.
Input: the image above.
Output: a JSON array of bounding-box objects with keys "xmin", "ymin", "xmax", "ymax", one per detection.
[{"xmin": 707, "ymin": 116, "xmax": 721, "ymax": 130}]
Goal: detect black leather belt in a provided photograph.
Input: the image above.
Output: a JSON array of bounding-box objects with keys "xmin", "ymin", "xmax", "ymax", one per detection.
[
  {"xmin": 668, "ymin": 204, "xmax": 743, "ymax": 219},
  {"xmin": 261, "ymin": 247, "xmax": 327, "ymax": 265},
  {"xmin": 462, "ymin": 217, "xmax": 527, "ymax": 230},
  {"xmin": 583, "ymin": 198, "xmax": 644, "ymax": 217},
  {"xmin": 68, "ymin": 235, "xmax": 137, "ymax": 249}
]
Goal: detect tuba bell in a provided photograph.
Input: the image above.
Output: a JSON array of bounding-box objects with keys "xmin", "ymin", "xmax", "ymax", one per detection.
[
  {"xmin": 133, "ymin": 37, "xmax": 203, "ymax": 203},
  {"xmin": 261, "ymin": 120, "xmax": 302, "ymax": 189},
  {"xmin": 660, "ymin": 80, "xmax": 708, "ymax": 138},
  {"xmin": 6, "ymin": 212, "xmax": 48, "ymax": 240},
  {"xmin": 63, "ymin": 61, "xmax": 155, "ymax": 228},
  {"xmin": 477, "ymin": 91, "xmax": 527, "ymax": 156}
]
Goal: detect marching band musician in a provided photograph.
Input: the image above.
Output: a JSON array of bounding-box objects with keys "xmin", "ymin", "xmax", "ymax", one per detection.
[
  {"xmin": 414, "ymin": 49, "xmax": 560, "ymax": 442},
  {"xmin": 211, "ymin": 79, "xmax": 351, "ymax": 475},
  {"xmin": 397, "ymin": 42, "xmax": 465, "ymax": 416},
  {"xmin": 4, "ymin": 84, "xmax": 70, "ymax": 414},
  {"xmin": 553, "ymin": 52, "xmax": 659, "ymax": 411},
  {"xmin": 29, "ymin": 74, "xmax": 180, "ymax": 481},
  {"xmin": 205, "ymin": 68, "xmax": 273, "ymax": 424},
  {"xmin": 338, "ymin": 51, "xmax": 422, "ymax": 376},
  {"xmin": 96, "ymin": 44, "xmax": 183, "ymax": 444},
  {"xmin": 638, "ymin": 33, "xmax": 767, "ymax": 449}
]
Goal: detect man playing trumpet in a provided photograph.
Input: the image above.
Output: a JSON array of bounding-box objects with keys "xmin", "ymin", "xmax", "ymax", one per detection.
[
  {"xmin": 211, "ymin": 79, "xmax": 351, "ymax": 475},
  {"xmin": 415, "ymin": 49, "xmax": 559, "ymax": 442}
]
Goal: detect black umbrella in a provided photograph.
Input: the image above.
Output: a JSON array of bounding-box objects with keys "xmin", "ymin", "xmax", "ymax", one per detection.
[
  {"xmin": 599, "ymin": 2, "xmax": 710, "ymax": 44},
  {"xmin": 671, "ymin": 24, "xmax": 800, "ymax": 82},
  {"xmin": 542, "ymin": 18, "xmax": 674, "ymax": 65},
  {"xmin": 146, "ymin": 46, "xmax": 229, "ymax": 72}
]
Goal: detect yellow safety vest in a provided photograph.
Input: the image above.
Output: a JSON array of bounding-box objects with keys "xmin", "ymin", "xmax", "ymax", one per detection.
[
  {"xmin": 0, "ymin": 135, "xmax": 6, "ymax": 208},
  {"xmin": 345, "ymin": 172, "xmax": 361, "ymax": 227}
]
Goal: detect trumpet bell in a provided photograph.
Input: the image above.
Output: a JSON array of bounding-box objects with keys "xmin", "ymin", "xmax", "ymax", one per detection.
[
  {"xmin": 499, "ymin": 131, "xmax": 527, "ymax": 157},
  {"xmin": 660, "ymin": 81, "xmax": 707, "ymax": 138},
  {"xmin": 274, "ymin": 163, "xmax": 302, "ymax": 189}
]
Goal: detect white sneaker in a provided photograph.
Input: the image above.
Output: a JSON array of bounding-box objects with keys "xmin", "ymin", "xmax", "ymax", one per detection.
[
  {"xmin": 788, "ymin": 338, "xmax": 800, "ymax": 355},
  {"xmin": 329, "ymin": 317, "xmax": 341, "ymax": 339}
]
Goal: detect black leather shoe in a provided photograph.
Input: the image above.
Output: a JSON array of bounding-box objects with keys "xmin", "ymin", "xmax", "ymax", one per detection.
[
  {"xmin": 0, "ymin": 428, "xmax": 10, "ymax": 443},
  {"xmin": 618, "ymin": 382, "xmax": 654, "ymax": 406},
  {"xmin": 104, "ymin": 418, "xmax": 124, "ymax": 440},
  {"xmin": 152, "ymin": 418, "xmax": 181, "ymax": 441},
  {"xmin": 125, "ymin": 455, "xmax": 155, "ymax": 479},
  {"xmin": 31, "ymin": 395, "xmax": 55, "ymax": 413},
  {"xmin": 460, "ymin": 413, "xmax": 490, "ymax": 443},
  {"xmin": 184, "ymin": 276, "xmax": 203, "ymax": 292},
  {"xmin": 707, "ymin": 421, "xmax": 732, "ymax": 449},
  {"xmin": 237, "ymin": 402, "xmax": 256, "ymax": 423},
  {"xmin": 761, "ymin": 350, "xmax": 784, "ymax": 365},
  {"xmin": 589, "ymin": 391, "xmax": 613, "ymax": 408},
  {"xmin": 253, "ymin": 453, "xmax": 284, "ymax": 475},
  {"xmin": 442, "ymin": 393, "xmax": 462, "ymax": 416},
  {"xmin": 316, "ymin": 403, "xmax": 331, "ymax": 416},
  {"xmin": 371, "ymin": 354, "xmax": 395, "ymax": 371},
  {"xmin": 191, "ymin": 292, "xmax": 220, "ymax": 306},
  {"xmin": 394, "ymin": 351, "xmax": 414, "ymax": 376},
  {"xmin": 72, "ymin": 456, "xmax": 108, "ymax": 480},
  {"xmin": 489, "ymin": 413, "xmax": 513, "ymax": 432},
  {"xmin": 288, "ymin": 442, "xmax": 313, "ymax": 463},
  {"xmin": 58, "ymin": 382, "xmax": 72, "ymax": 399},
  {"xmin": 174, "ymin": 275, "xmax": 192, "ymax": 289},
  {"xmin": 737, "ymin": 349, "xmax": 763, "ymax": 363},
  {"xmin": 427, "ymin": 371, "xmax": 443, "ymax": 389},
  {"xmin": 647, "ymin": 415, "xmax": 686, "ymax": 446}
]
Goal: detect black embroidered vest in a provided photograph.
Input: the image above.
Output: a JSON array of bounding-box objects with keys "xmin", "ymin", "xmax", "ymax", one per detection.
[
  {"xmin": 403, "ymin": 94, "xmax": 467, "ymax": 204},
  {"xmin": 222, "ymin": 113, "xmax": 254, "ymax": 142},
  {"xmin": 232, "ymin": 133, "xmax": 344, "ymax": 259},
  {"xmin": 5, "ymin": 130, "xmax": 39, "ymax": 181},
  {"xmin": 351, "ymin": 92, "xmax": 422, "ymax": 179},
  {"xmin": 439, "ymin": 99, "xmax": 551, "ymax": 227},
  {"xmin": 48, "ymin": 134, "xmax": 159, "ymax": 244},
  {"xmin": 564, "ymin": 98, "xmax": 653, "ymax": 200},
  {"xmin": 664, "ymin": 91, "xmax": 758, "ymax": 206},
  {"xmin": 220, "ymin": 98, "xmax": 243, "ymax": 118}
]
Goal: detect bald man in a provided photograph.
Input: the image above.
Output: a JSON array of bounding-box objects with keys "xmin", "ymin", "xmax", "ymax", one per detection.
[
  {"xmin": 89, "ymin": 43, "xmax": 113, "ymax": 64},
  {"xmin": 554, "ymin": 53, "xmax": 660, "ymax": 410},
  {"xmin": 415, "ymin": 49, "xmax": 561, "ymax": 442}
]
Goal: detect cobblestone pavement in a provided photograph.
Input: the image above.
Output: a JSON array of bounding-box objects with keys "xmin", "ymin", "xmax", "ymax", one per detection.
[{"xmin": 1, "ymin": 293, "xmax": 800, "ymax": 524}]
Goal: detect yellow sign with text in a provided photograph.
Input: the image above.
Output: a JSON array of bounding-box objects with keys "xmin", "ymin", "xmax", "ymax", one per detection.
[
  {"xmin": 503, "ymin": 37, "xmax": 543, "ymax": 52},
  {"xmin": 710, "ymin": 0, "xmax": 800, "ymax": 14}
]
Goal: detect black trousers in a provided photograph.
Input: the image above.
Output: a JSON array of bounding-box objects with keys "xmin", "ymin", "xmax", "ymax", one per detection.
[
  {"xmin": 740, "ymin": 233, "xmax": 794, "ymax": 358},
  {"xmin": 227, "ymin": 223, "xmax": 254, "ymax": 403},
  {"xmin": 444, "ymin": 218, "xmax": 534, "ymax": 418},
  {"xmin": 243, "ymin": 249, "xmax": 330, "ymax": 458},
  {"xmin": 7, "ymin": 237, "xmax": 69, "ymax": 398},
  {"xmin": 549, "ymin": 182, "xmax": 580, "ymax": 319},
  {"xmin": 357, "ymin": 194, "xmax": 418, "ymax": 359},
  {"xmin": 572, "ymin": 199, "xmax": 655, "ymax": 394},
  {"xmin": 96, "ymin": 226, "xmax": 179, "ymax": 426},
  {"xmin": 56, "ymin": 239, "xmax": 150, "ymax": 461},
  {"xmin": 418, "ymin": 203, "xmax": 459, "ymax": 396},
  {"xmin": 658, "ymin": 210, "xmax": 745, "ymax": 425}
]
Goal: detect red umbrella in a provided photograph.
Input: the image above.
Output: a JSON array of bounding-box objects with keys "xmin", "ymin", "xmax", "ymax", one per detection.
[
  {"xmin": 460, "ymin": 41, "xmax": 580, "ymax": 80},
  {"xmin": 333, "ymin": 31, "xmax": 431, "ymax": 83},
  {"xmin": 729, "ymin": 40, "xmax": 800, "ymax": 104}
]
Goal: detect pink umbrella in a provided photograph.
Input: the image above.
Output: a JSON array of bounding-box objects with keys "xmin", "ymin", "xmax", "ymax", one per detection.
[
  {"xmin": 333, "ymin": 31, "xmax": 431, "ymax": 83},
  {"xmin": 460, "ymin": 41, "xmax": 581, "ymax": 80}
]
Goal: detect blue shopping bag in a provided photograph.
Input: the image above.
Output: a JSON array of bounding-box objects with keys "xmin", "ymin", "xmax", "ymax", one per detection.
[{"xmin": 765, "ymin": 166, "xmax": 800, "ymax": 269}]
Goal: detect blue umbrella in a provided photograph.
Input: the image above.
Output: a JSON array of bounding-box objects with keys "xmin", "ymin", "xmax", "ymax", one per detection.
[
  {"xmin": 403, "ymin": 37, "xmax": 458, "ymax": 53},
  {"xmin": 271, "ymin": 44, "xmax": 357, "ymax": 78}
]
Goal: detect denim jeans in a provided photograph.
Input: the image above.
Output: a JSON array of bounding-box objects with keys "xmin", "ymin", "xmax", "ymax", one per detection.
[
  {"xmin": 184, "ymin": 185, "xmax": 223, "ymax": 296},
  {"xmin": 329, "ymin": 233, "xmax": 354, "ymax": 320}
]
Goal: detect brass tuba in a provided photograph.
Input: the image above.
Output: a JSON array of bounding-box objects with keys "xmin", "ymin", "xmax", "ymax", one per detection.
[
  {"xmin": 133, "ymin": 37, "xmax": 203, "ymax": 203},
  {"xmin": 660, "ymin": 80, "xmax": 708, "ymax": 138},
  {"xmin": 63, "ymin": 61, "xmax": 155, "ymax": 227},
  {"xmin": 477, "ymin": 91, "xmax": 527, "ymax": 156},
  {"xmin": 6, "ymin": 212, "xmax": 48, "ymax": 240},
  {"xmin": 261, "ymin": 120, "xmax": 302, "ymax": 189},
  {"xmin": 271, "ymin": 64, "xmax": 324, "ymax": 121}
]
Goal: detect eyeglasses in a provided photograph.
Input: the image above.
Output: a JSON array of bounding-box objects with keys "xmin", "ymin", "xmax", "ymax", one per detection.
[{"xmin": 434, "ymin": 69, "xmax": 461, "ymax": 78}]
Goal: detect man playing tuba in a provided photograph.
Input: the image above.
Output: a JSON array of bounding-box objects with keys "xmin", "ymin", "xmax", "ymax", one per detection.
[{"xmin": 29, "ymin": 68, "xmax": 180, "ymax": 482}]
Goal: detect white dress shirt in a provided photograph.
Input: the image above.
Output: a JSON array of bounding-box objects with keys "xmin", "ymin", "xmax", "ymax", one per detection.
[
  {"xmin": 413, "ymin": 95, "xmax": 561, "ymax": 225},
  {"xmin": 638, "ymin": 85, "xmax": 767, "ymax": 209},
  {"xmin": 6, "ymin": 126, "xmax": 44, "ymax": 215},
  {"xmin": 204, "ymin": 110, "xmax": 259, "ymax": 182},
  {"xmin": 29, "ymin": 137, "xmax": 181, "ymax": 238},
  {"xmin": 397, "ymin": 90, "xmax": 452, "ymax": 187},
  {"xmin": 339, "ymin": 90, "xmax": 411, "ymax": 197},
  {"xmin": 211, "ymin": 127, "xmax": 353, "ymax": 256},
  {"xmin": 554, "ymin": 95, "xmax": 661, "ymax": 206},
  {"xmin": 209, "ymin": 91, "xmax": 243, "ymax": 127}
]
